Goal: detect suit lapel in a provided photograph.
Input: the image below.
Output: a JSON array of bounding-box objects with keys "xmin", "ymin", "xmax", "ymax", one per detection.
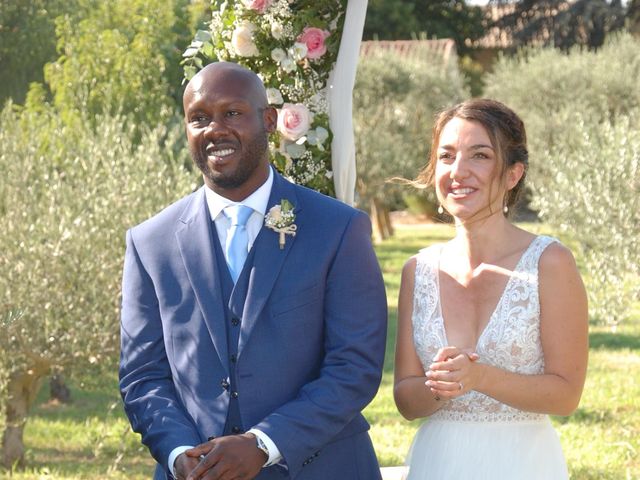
[
  {"xmin": 175, "ymin": 187, "xmax": 230, "ymax": 376},
  {"xmin": 238, "ymin": 173, "xmax": 300, "ymax": 356}
]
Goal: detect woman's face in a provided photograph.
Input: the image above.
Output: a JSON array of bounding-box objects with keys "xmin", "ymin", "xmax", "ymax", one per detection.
[{"xmin": 434, "ymin": 117, "xmax": 507, "ymax": 222}]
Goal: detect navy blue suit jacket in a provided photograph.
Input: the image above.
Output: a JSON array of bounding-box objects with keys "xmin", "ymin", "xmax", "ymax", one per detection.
[{"xmin": 119, "ymin": 171, "xmax": 387, "ymax": 479}]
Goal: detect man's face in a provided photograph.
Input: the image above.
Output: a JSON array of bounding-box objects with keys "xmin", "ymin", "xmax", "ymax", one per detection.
[{"xmin": 184, "ymin": 65, "xmax": 277, "ymax": 201}]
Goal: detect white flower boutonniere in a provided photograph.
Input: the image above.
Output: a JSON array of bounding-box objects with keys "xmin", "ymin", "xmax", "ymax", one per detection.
[{"xmin": 264, "ymin": 199, "xmax": 297, "ymax": 250}]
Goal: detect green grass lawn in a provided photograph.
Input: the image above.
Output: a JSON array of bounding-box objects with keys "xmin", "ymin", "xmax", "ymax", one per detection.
[{"xmin": 10, "ymin": 223, "xmax": 640, "ymax": 479}]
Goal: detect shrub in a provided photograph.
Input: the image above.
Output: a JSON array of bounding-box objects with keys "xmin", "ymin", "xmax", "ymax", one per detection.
[
  {"xmin": 42, "ymin": 0, "xmax": 195, "ymax": 127},
  {"xmin": 533, "ymin": 112, "xmax": 639, "ymax": 325},
  {"xmin": 483, "ymin": 33, "xmax": 640, "ymax": 163},
  {"xmin": 0, "ymin": 102, "xmax": 195, "ymax": 467},
  {"xmin": 483, "ymin": 33, "xmax": 640, "ymax": 325}
]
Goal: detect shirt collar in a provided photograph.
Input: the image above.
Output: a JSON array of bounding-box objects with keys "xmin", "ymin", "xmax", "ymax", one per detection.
[{"xmin": 204, "ymin": 167, "xmax": 274, "ymax": 221}]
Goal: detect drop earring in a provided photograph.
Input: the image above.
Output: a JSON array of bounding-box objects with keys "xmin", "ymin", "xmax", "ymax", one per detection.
[
  {"xmin": 438, "ymin": 205, "xmax": 444, "ymax": 215},
  {"xmin": 502, "ymin": 194, "xmax": 509, "ymax": 214}
]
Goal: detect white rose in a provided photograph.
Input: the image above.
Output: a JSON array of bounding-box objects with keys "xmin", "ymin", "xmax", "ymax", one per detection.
[
  {"xmin": 271, "ymin": 22, "xmax": 284, "ymax": 40},
  {"xmin": 231, "ymin": 21, "xmax": 259, "ymax": 57},
  {"xmin": 289, "ymin": 42, "xmax": 308, "ymax": 61},
  {"xmin": 271, "ymin": 47, "xmax": 286, "ymax": 63},
  {"xmin": 280, "ymin": 56, "xmax": 296, "ymax": 73},
  {"xmin": 267, "ymin": 205, "xmax": 283, "ymax": 222},
  {"xmin": 278, "ymin": 103, "xmax": 312, "ymax": 141},
  {"xmin": 266, "ymin": 88, "xmax": 284, "ymax": 105}
]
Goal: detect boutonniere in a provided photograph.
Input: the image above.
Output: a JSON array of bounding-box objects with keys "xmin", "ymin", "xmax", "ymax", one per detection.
[{"xmin": 264, "ymin": 199, "xmax": 297, "ymax": 250}]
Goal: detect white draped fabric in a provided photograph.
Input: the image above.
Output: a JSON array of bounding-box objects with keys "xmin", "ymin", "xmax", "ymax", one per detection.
[{"xmin": 327, "ymin": 0, "xmax": 368, "ymax": 205}]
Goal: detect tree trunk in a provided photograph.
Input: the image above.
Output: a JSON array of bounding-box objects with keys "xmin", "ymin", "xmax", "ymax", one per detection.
[
  {"xmin": 629, "ymin": 0, "xmax": 640, "ymax": 37},
  {"xmin": 371, "ymin": 198, "xmax": 393, "ymax": 242},
  {"xmin": 382, "ymin": 207, "xmax": 394, "ymax": 238},
  {"xmin": 1, "ymin": 360, "xmax": 49, "ymax": 469},
  {"xmin": 49, "ymin": 374, "xmax": 71, "ymax": 404},
  {"xmin": 370, "ymin": 199, "xmax": 382, "ymax": 243}
]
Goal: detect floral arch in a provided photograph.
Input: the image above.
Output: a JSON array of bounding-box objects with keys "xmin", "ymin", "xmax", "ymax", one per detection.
[{"xmin": 183, "ymin": 0, "xmax": 366, "ymax": 203}]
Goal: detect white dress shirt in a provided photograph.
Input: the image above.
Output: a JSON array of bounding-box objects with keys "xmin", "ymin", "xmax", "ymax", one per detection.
[
  {"xmin": 169, "ymin": 168, "xmax": 283, "ymax": 475},
  {"xmin": 205, "ymin": 168, "xmax": 273, "ymax": 249}
]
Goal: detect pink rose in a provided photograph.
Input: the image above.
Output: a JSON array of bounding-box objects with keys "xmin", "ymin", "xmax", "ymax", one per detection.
[
  {"xmin": 241, "ymin": 0, "xmax": 273, "ymax": 13},
  {"xmin": 297, "ymin": 27, "xmax": 330, "ymax": 60},
  {"xmin": 277, "ymin": 103, "xmax": 312, "ymax": 141}
]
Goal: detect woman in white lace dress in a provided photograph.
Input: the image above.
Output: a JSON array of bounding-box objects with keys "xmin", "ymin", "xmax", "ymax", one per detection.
[{"xmin": 394, "ymin": 99, "xmax": 588, "ymax": 479}]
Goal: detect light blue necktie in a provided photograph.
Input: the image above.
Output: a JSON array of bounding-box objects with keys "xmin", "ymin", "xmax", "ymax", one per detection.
[{"xmin": 223, "ymin": 204, "xmax": 253, "ymax": 282}]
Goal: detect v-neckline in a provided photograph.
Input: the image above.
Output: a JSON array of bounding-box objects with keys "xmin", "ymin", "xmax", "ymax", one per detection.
[{"xmin": 435, "ymin": 237, "xmax": 539, "ymax": 351}]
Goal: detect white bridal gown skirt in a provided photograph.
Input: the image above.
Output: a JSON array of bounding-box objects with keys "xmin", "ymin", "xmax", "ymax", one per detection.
[{"xmin": 405, "ymin": 417, "xmax": 568, "ymax": 480}]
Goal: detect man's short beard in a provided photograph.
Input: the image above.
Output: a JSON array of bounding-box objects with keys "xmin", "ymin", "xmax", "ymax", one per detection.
[{"xmin": 192, "ymin": 131, "xmax": 269, "ymax": 189}]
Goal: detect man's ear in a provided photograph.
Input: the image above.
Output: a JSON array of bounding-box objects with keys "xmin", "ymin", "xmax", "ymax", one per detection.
[
  {"xmin": 263, "ymin": 106, "xmax": 278, "ymax": 133},
  {"xmin": 507, "ymin": 162, "xmax": 525, "ymax": 190}
]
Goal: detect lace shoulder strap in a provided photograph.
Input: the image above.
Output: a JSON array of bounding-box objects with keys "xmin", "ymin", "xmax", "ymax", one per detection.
[
  {"xmin": 414, "ymin": 244, "xmax": 440, "ymax": 278},
  {"xmin": 518, "ymin": 235, "xmax": 560, "ymax": 275},
  {"xmin": 412, "ymin": 244, "xmax": 443, "ymax": 339}
]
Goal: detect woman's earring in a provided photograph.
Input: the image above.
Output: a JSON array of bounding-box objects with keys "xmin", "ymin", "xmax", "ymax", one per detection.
[
  {"xmin": 438, "ymin": 205, "xmax": 444, "ymax": 215},
  {"xmin": 502, "ymin": 194, "xmax": 509, "ymax": 214}
]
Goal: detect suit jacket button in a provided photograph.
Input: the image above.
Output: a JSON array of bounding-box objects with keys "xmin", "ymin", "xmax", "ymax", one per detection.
[
  {"xmin": 231, "ymin": 391, "xmax": 239, "ymax": 398},
  {"xmin": 220, "ymin": 379, "xmax": 229, "ymax": 390},
  {"xmin": 231, "ymin": 317, "xmax": 240, "ymax": 326},
  {"xmin": 231, "ymin": 426, "xmax": 242, "ymax": 434},
  {"xmin": 230, "ymin": 354, "xmax": 237, "ymax": 363}
]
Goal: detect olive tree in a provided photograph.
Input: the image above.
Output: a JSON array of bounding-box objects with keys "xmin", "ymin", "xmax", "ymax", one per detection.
[
  {"xmin": 40, "ymin": 0, "xmax": 206, "ymax": 127},
  {"xmin": 353, "ymin": 48, "xmax": 468, "ymax": 240},
  {"xmin": 484, "ymin": 33, "xmax": 640, "ymax": 325},
  {"xmin": 532, "ymin": 111, "xmax": 639, "ymax": 326},
  {"xmin": 0, "ymin": 103, "xmax": 195, "ymax": 468}
]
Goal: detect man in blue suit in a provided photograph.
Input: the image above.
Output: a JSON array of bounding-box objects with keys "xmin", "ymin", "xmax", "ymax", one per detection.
[{"xmin": 119, "ymin": 62, "xmax": 387, "ymax": 480}]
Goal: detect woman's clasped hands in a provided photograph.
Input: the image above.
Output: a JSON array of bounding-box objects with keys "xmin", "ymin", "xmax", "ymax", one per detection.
[{"xmin": 426, "ymin": 346, "xmax": 480, "ymax": 400}]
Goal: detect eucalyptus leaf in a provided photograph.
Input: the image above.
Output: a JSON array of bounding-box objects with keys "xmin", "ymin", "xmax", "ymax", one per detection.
[
  {"xmin": 285, "ymin": 143, "xmax": 306, "ymax": 159},
  {"xmin": 202, "ymin": 42, "xmax": 214, "ymax": 59},
  {"xmin": 194, "ymin": 30, "xmax": 212, "ymax": 42},
  {"xmin": 183, "ymin": 47, "xmax": 200, "ymax": 58}
]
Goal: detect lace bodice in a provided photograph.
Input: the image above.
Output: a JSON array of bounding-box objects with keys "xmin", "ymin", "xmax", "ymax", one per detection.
[{"xmin": 412, "ymin": 235, "xmax": 558, "ymax": 422}]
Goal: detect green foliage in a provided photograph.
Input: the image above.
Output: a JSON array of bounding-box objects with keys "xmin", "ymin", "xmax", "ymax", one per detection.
[
  {"xmin": 363, "ymin": 0, "xmax": 418, "ymax": 40},
  {"xmin": 0, "ymin": 0, "xmax": 77, "ymax": 106},
  {"xmin": 487, "ymin": 0, "xmax": 626, "ymax": 50},
  {"xmin": 533, "ymin": 113, "xmax": 638, "ymax": 325},
  {"xmin": 483, "ymin": 33, "xmax": 640, "ymax": 324},
  {"xmin": 353, "ymin": 49, "xmax": 468, "ymax": 210},
  {"xmin": 403, "ymin": 192, "xmax": 438, "ymax": 219},
  {"xmin": 363, "ymin": 0, "xmax": 484, "ymax": 55},
  {"xmin": 459, "ymin": 54, "xmax": 485, "ymax": 97},
  {"xmin": 412, "ymin": 1, "xmax": 485, "ymax": 55},
  {"xmin": 0, "ymin": 102, "xmax": 195, "ymax": 436},
  {"xmin": 1, "ymin": 0, "xmax": 209, "ymax": 118},
  {"xmin": 41, "ymin": 0, "xmax": 196, "ymax": 126},
  {"xmin": 629, "ymin": 0, "xmax": 640, "ymax": 34},
  {"xmin": 484, "ymin": 34, "xmax": 640, "ymax": 136}
]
